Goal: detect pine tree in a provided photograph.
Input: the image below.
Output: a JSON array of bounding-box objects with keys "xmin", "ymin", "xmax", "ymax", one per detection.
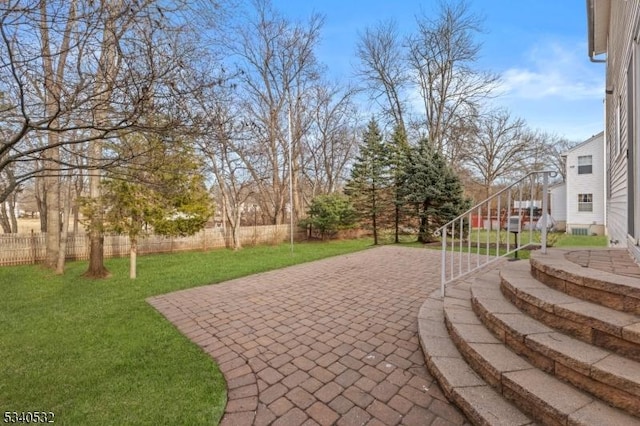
[
  {"xmin": 388, "ymin": 125, "xmax": 411, "ymax": 243},
  {"xmin": 84, "ymin": 134, "xmax": 213, "ymax": 279},
  {"xmin": 400, "ymin": 139, "xmax": 470, "ymax": 243},
  {"xmin": 345, "ymin": 119, "xmax": 392, "ymax": 245},
  {"xmin": 299, "ymin": 193, "xmax": 357, "ymax": 240}
]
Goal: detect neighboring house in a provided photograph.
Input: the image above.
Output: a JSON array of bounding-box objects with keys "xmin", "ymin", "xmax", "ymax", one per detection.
[
  {"xmin": 550, "ymin": 183, "xmax": 567, "ymax": 231},
  {"xmin": 588, "ymin": 0, "xmax": 640, "ymax": 260},
  {"xmin": 548, "ymin": 132, "xmax": 605, "ymax": 235},
  {"xmin": 563, "ymin": 132, "xmax": 606, "ymax": 236}
]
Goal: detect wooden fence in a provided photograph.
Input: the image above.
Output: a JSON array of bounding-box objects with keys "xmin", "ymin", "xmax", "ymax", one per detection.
[{"xmin": 0, "ymin": 225, "xmax": 303, "ymax": 267}]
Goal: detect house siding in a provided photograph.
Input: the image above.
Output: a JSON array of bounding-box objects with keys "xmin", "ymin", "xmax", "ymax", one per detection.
[
  {"xmin": 601, "ymin": 0, "xmax": 640, "ymax": 247},
  {"xmin": 550, "ymin": 183, "xmax": 567, "ymax": 231},
  {"xmin": 565, "ymin": 133, "xmax": 605, "ymax": 235}
]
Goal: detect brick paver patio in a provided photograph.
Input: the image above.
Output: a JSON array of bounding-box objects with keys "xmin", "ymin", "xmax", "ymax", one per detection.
[{"xmin": 148, "ymin": 246, "xmax": 468, "ymax": 425}]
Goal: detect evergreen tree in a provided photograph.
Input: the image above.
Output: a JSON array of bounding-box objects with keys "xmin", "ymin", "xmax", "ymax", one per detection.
[
  {"xmin": 400, "ymin": 139, "xmax": 470, "ymax": 243},
  {"xmin": 345, "ymin": 119, "xmax": 392, "ymax": 245},
  {"xmin": 83, "ymin": 134, "xmax": 213, "ymax": 279},
  {"xmin": 388, "ymin": 125, "xmax": 411, "ymax": 243},
  {"xmin": 299, "ymin": 193, "xmax": 357, "ymax": 240}
]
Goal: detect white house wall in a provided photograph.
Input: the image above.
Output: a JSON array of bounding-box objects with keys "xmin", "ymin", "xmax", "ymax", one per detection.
[
  {"xmin": 550, "ymin": 184, "xmax": 567, "ymax": 231},
  {"xmin": 565, "ymin": 133, "xmax": 605, "ymax": 234}
]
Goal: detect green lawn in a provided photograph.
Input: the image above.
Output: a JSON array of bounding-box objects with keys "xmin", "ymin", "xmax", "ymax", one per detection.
[
  {"xmin": 554, "ymin": 233, "xmax": 609, "ymax": 247},
  {"xmin": 431, "ymin": 231, "xmax": 608, "ymax": 260},
  {"xmin": 0, "ymin": 239, "xmax": 372, "ymax": 425},
  {"xmin": 469, "ymin": 229, "xmax": 607, "ymax": 247}
]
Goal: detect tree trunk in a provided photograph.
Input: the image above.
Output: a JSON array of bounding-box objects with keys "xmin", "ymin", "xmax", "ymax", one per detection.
[
  {"xmin": 73, "ymin": 173, "xmax": 82, "ymax": 234},
  {"xmin": 233, "ymin": 207, "xmax": 243, "ymax": 250},
  {"xmin": 40, "ymin": 0, "xmax": 76, "ymax": 269},
  {"xmin": 130, "ymin": 237, "xmax": 137, "ymax": 279},
  {"xmin": 418, "ymin": 200, "xmax": 429, "ymax": 243},
  {"xmin": 55, "ymin": 180, "xmax": 72, "ymax": 274},
  {"xmin": 86, "ymin": 231, "xmax": 109, "ymax": 278},
  {"xmin": 232, "ymin": 225, "xmax": 241, "ymax": 251},
  {"xmin": 0, "ymin": 202, "xmax": 11, "ymax": 233},
  {"xmin": 85, "ymin": 169, "xmax": 109, "ymax": 278},
  {"xmin": 85, "ymin": 1, "xmax": 118, "ymax": 278},
  {"xmin": 43, "ymin": 153, "xmax": 60, "ymax": 268},
  {"xmin": 8, "ymin": 193, "xmax": 18, "ymax": 233},
  {"xmin": 394, "ymin": 203, "xmax": 400, "ymax": 244},
  {"xmin": 73, "ymin": 205, "xmax": 79, "ymax": 234},
  {"xmin": 371, "ymin": 187, "xmax": 378, "ymax": 245},
  {"xmin": 36, "ymin": 175, "xmax": 47, "ymax": 232}
]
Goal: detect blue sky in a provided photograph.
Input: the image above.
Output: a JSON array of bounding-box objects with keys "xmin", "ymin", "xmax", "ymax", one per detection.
[{"xmin": 271, "ymin": 0, "xmax": 605, "ymax": 142}]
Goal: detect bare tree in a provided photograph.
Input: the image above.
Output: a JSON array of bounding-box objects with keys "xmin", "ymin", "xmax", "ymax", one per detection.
[
  {"xmin": 199, "ymin": 92, "xmax": 256, "ymax": 250},
  {"xmin": 461, "ymin": 108, "xmax": 530, "ymax": 199},
  {"xmin": 302, "ymin": 83, "xmax": 360, "ymax": 198},
  {"xmin": 0, "ymin": 187, "xmax": 19, "ymax": 233},
  {"xmin": 524, "ymin": 131, "xmax": 577, "ymax": 182},
  {"xmin": 355, "ymin": 19, "xmax": 409, "ymax": 133},
  {"xmin": 1, "ymin": 0, "xmax": 227, "ymax": 274},
  {"xmin": 408, "ymin": 0, "xmax": 499, "ymax": 161},
  {"xmin": 223, "ymin": 0, "xmax": 324, "ymax": 224}
]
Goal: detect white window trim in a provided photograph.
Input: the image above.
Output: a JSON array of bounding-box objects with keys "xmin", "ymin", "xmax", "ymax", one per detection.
[
  {"xmin": 577, "ymin": 155, "xmax": 593, "ymax": 174},
  {"xmin": 578, "ymin": 193, "xmax": 593, "ymax": 212}
]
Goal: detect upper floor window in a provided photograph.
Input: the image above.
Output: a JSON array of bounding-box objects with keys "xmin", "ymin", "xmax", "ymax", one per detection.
[{"xmin": 578, "ymin": 155, "xmax": 592, "ymax": 174}]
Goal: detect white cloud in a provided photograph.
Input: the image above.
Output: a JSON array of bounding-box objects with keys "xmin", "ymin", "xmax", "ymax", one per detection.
[{"xmin": 497, "ymin": 41, "xmax": 604, "ymax": 101}]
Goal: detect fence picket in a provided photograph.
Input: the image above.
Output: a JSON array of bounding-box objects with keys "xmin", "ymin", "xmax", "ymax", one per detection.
[{"xmin": 0, "ymin": 225, "xmax": 300, "ymax": 267}]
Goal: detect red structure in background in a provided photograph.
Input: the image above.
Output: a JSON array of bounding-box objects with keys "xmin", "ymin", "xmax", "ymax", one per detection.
[{"xmin": 471, "ymin": 208, "xmax": 543, "ymax": 230}]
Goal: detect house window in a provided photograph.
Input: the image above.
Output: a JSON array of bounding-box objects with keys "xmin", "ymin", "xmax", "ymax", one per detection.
[
  {"xmin": 578, "ymin": 193, "xmax": 593, "ymax": 212},
  {"xmin": 578, "ymin": 155, "xmax": 592, "ymax": 174}
]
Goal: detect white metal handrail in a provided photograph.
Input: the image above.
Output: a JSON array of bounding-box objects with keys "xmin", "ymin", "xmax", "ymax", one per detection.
[{"xmin": 437, "ymin": 170, "xmax": 557, "ymax": 296}]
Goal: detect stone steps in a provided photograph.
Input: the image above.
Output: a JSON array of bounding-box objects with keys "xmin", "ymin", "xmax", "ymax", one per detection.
[
  {"xmin": 418, "ymin": 288, "xmax": 535, "ymax": 426},
  {"xmin": 472, "ymin": 264, "xmax": 640, "ymax": 417},
  {"xmin": 454, "ymin": 271, "xmax": 639, "ymax": 424},
  {"xmin": 501, "ymin": 260, "xmax": 640, "ymax": 362},
  {"xmin": 530, "ymin": 249, "xmax": 640, "ymax": 315},
  {"xmin": 419, "ymin": 253, "xmax": 640, "ymax": 425}
]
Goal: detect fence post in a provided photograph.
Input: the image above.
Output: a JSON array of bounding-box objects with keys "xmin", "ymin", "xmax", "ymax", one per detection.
[{"xmin": 31, "ymin": 230, "xmax": 37, "ymax": 264}]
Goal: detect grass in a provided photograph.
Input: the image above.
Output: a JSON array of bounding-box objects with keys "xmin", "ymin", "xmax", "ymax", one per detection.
[
  {"xmin": 0, "ymin": 238, "xmax": 372, "ymax": 425},
  {"xmin": 426, "ymin": 231, "xmax": 608, "ymax": 260},
  {"xmin": 464, "ymin": 229, "xmax": 608, "ymax": 247},
  {"xmin": 555, "ymin": 234, "xmax": 608, "ymax": 247}
]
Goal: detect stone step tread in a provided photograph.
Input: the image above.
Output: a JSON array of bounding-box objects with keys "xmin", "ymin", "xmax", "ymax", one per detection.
[
  {"xmin": 473, "ymin": 267, "xmax": 640, "ymax": 412},
  {"xmin": 502, "ymin": 261, "xmax": 640, "ymax": 343},
  {"xmin": 477, "ymin": 267, "xmax": 640, "ymax": 394},
  {"xmin": 504, "ymin": 369, "xmax": 640, "ymax": 426},
  {"xmin": 473, "ymin": 272, "xmax": 555, "ymax": 339},
  {"xmin": 444, "ymin": 276, "xmax": 640, "ymax": 424},
  {"xmin": 418, "ymin": 290, "xmax": 534, "ymax": 426},
  {"xmin": 530, "ymin": 249, "xmax": 640, "ymax": 299}
]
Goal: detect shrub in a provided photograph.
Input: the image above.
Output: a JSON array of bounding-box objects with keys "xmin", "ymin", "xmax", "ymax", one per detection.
[{"xmin": 299, "ymin": 194, "xmax": 357, "ymax": 240}]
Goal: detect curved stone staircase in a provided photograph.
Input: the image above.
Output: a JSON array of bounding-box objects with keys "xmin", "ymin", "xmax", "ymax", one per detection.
[{"xmin": 419, "ymin": 249, "xmax": 640, "ymax": 425}]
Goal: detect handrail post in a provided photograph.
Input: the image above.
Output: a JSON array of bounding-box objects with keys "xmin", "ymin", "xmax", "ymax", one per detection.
[
  {"xmin": 438, "ymin": 170, "xmax": 556, "ymax": 293},
  {"xmin": 541, "ymin": 171, "xmax": 549, "ymax": 254}
]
